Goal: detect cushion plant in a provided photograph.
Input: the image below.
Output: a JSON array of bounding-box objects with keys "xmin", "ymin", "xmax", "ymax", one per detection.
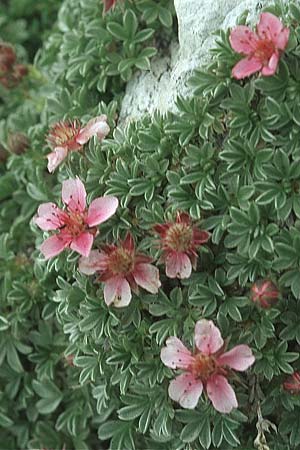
[{"xmin": 0, "ymin": 1, "xmax": 300, "ymax": 450}]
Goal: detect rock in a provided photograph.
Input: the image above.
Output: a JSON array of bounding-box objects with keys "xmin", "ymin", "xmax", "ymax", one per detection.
[{"xmin": 119, "ymin": 0, "xmax": 288, "ymax": 122}]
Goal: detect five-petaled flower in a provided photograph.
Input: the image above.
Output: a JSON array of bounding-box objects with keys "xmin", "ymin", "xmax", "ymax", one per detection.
[
  {"xmin": 250, "ymin": 279, "xmax": 279, "ymax": 308},
  {"xmin": 79, "ymin": 232, "xmax": 161, "ymax": 307},
  {"xmin": 35, "ymin": 178, "xmax": 118, "ymax": 259},
  {"xmin": 230, "ymin": 12, "xmax": 289, "ymax": 79},
  {"xmin": 154, "ymin": 212, "xmax": 210, "ymax": 279},
  {"xmin": 161, "ymin": 319, "xmax": 255, "ymax": 413},
  {"xmin": 46, "ymin": 115, "xmax": 110, "ymax": 172},
  {"xmin": 283, "ymin": 372, "xmax": 300, "ymax": 394}
]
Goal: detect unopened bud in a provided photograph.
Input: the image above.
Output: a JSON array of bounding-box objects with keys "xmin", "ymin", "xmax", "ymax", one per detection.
[
  {"xmin": 0, "ymin": 43, "xmax": 16, "ymax": 73},
  {"xmin": 283, "ymin": 372, "xmax": 300, "ymax": 394},
  {"xmin": 250, "ymin": 280, "xmax": 279, "ymax": 308},
  {"xmin": 7, "ymin": 132, "xmax": 30, "ymax": 155}
]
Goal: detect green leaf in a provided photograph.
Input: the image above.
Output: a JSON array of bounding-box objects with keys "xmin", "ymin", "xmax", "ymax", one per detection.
[{"xmin": 33, "ymin": 380, "xmax": 63, "ymax": 414}]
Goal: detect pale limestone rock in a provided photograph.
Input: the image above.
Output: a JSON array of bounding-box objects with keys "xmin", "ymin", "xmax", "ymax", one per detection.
[{"xmin": 120, "ymin": 0, "xmax": 288, "ymax": 122}]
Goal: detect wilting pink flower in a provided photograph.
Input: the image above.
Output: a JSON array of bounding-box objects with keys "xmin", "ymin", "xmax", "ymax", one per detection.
[
  {"xmin": 154, "ymin": 212, "xmax": 210, "ymax": 279},
  {"xmin": 79, "ymin": 232, "xmax": 161, "ymax": 307},
  {"xmin": 102, "ymin": 0, "xmax": 119, "ymax": 14},
  {"xmin": 0, "ymin": 43, "xmax": 27, "ymax": 88},
  {"xmin": 161, "ymin": 320, "xmax": 255, "ymax": 413},
  {"xmin": 230, "ymin": 12, "xmax": 289, "ymax": 79},
  {"xmin": 46, "ymin": 115, "xmax": 110, "ymax": 172},
  {"xmin": 283, "ymin": 372, "xmax": 300, "ymax": 394},
  {"xmin": 35, "ymin": 178, "xmax": 118, "ymax": 259},
  {"xmin": 250, "ymin": 280, "xmax": 279, "ymax": 308}
]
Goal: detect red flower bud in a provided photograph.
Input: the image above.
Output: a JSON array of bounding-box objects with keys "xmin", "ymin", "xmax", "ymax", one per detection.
[
  {"xmin": 65, "ymin": 354, "xmax": 75, "ymax": 367},
  {"xmin": 102, "ymin": 0, "xmax": 119, "ymax": 13},
  {"xmin": 283, "ymin": 372, "xmax": 300, "ymax": 394},
  {"xmin": 250, "ymin": 280, "xmax": 279, "ymax": 308},
  {"xmin": 0, "ymin": 43, "xmax": 16, "ymax": 73}
]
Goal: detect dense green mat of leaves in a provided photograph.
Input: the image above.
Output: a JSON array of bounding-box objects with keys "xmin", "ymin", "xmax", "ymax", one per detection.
[{"xmin": 1, "ymin": 1, "xmax": 300, "ymax": 449}]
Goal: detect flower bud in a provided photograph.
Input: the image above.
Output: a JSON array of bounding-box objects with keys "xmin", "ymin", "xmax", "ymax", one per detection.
[
  {"xmin": 283, "ymin": 372, "xmax": 300, "ymax": 394},
  {"xmin": 250, "ymin": 280, "xmax": 279, "ymax": 308},
  {"xmin": 7, "ymin": 132, "xmax": 30, "ymax": 155},
  {"xmin": 0, "ymin": 43, "xmax": 16, "ymax": 74},
  {"xmin": 65, "ymin": 354, "xmax": 75, "ymax": 367}
]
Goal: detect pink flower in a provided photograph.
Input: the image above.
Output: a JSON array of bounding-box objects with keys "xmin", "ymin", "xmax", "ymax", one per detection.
[
  {"xmin": 250, "ymin": 280, "xmax": 279, "ymax": 308},
  {"xmin": 154, "ymin": 212, "xmax": 210, "ymax": 279},
  {"xmin": 161, "ymin": 320, "xmax": 255, "ymax": 413},
  {"xmin": 283, "ymin": 372, "xmax": 300, "ymax": 394},
  {"xmin": 79, "ymin": 232, "xmax": 161, "ymax": 307},
  {"xmin": 46, "ymin": 115, "xmax": 110, "ymax": 172},
  {"xmin": 230, "ymin": 12, "xmax": 289, "ymax": 79},
  {"xmin": 35, "ymin": 178, "xmax": 118, "ymax": 259}
]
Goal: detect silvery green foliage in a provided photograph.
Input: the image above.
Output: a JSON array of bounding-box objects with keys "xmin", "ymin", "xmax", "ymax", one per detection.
[{"xmin": 0, "ymin": 1, "xmax": 300, "ymax": 449}]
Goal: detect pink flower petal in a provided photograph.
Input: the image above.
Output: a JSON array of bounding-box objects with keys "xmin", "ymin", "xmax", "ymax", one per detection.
[
  {"xmin": 229, "ymin": 25, "xmax": 258, "ymax": 54},
  {"xmin": 123, "ymin": 232, "xmax": 135, "ymax": 252},
  {"xmin": 232, "ymin": 56, "xmax": 262, "ymax": 79},
  {"xmin": 86, "ymin": 196, "xmax": 118, "ymax": 227},
  {"xmin": 46, "ymin": 146, "xmax": 68, "ymax": 173},
  {"xmin": 165, "ymin": 251, "xmax": 192, "ymax": 279},
  {"xmin": 76, "ymin": 115, "xmax": 110, "ymax": 145},
  {"xmin": 194, "ymin": 319, "xmax": 223, "ymax": 355},
  {"xmin": 103, "ymin": 276, "xmax": 132, "ymax": 307},
  {"xmin": 257, "ymin": 12, "xmax": 285, "ymax": 42},
  {"xmin": 132, "ymin": 263, "xmax": 161, "ymax": 294},
  {"xmin": 168, "ymin": 373, "xmax": 203, "ymax": 409},
  {"xmin": 276, "ymin": 27, "xmax": 289, "ymax": 51},
  {"xmin": 160, "ymin": 336, "xmax": 195, "ymax": 370},
  {"xmin": 206, "ymin": 374, "xmax": 238, "ymax": 413},
  {"xmin": 78, "ymin": 250, "xmax": 108, "ymax": 275},
  {"xmin": 217, "ymin": 345, "xmax": 255, "ymax": 371},
  {"xmin": 70, "ymin": 232, "xmax": 94, "ymax": 257},
  {"xmin": 62, "ymin": 178, "xmax": 86, "ymax": 213},
  {"xmin": 40, "ymin": 234, "xmax": 71, "ymax": 260},
  {"xmin": 261, "ymin": 52, "xmax": 279, "ymax": 76},
  {"xmin": 35, "ymin": 202, "xmax": 65, "ymax": 231}
]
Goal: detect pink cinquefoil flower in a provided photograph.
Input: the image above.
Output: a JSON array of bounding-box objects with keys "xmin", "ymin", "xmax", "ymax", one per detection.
[
  {"xmin": 46, "ymin": 115, "xmax": 110, "ymax": 172},
  {"xmin": 79, "ymin": 232, "xmax": 161, "ymax": 307},
  {"xmin": 283, "ymin": 372, "xmax": 300, "ymax": 394},
  {"xmin": 35, "ymin": 178, "xmax": 118, "ymax": 259},
  {"xmin": 154, "ymin": 212, "xmax": 210, "ymax": 279},
  {"xmin": 161, "ymin": 320, "xmax": 255, "ymax": 413},
  {"xmin": 230, "ymin": 12, "xmax": 289, "ymax": 79}
]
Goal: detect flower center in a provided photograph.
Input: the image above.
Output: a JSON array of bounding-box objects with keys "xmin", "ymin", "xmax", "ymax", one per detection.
[
  {"xmin": 190, "ymin": 353, "xmax": 217, "ymax": 382},
  {"xmin": 107, "ymin": 248, "xmax": 135, "ymax": 275},
  {"xmin": 63, "ymin": 211, "xmax": 86, "ymax": 237},
  {"xmin": 47, "ymin": 120, "xmax": 81, "ymax": 150},
  {"xmin": 254, "ymin": 39, "xmax": 275, "ymax": 64},
  {"xmin": 165, "ymin": 223, "xmax": 193, "ymax": 252}
]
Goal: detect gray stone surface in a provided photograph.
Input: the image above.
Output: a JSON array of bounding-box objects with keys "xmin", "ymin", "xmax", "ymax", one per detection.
[{"xmin": 120, "ymin": 0, "xmax": 287, "ymax": 122}]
